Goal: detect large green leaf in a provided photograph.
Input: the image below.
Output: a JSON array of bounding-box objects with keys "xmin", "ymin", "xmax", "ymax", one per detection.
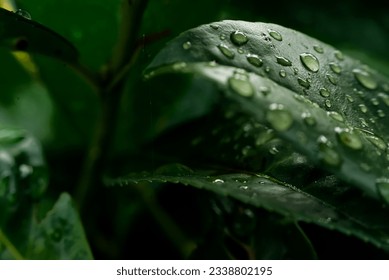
[
  {"xmin": 111, "ymin": 164, "xmax": 389, "ymax": 251},
  {"xmin": 145, "ymin": 21, "xmax": 389, "ymax": 204}
]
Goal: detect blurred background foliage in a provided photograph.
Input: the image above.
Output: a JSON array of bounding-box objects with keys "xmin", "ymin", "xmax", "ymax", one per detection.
[{"xmin": 0, "ymin": 0, "xmax": 388, "ymax": 259}]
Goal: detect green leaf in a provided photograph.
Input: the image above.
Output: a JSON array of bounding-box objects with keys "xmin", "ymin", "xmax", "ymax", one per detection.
[
  {"xmin": 110, "ymin": 164, "xmax": 389, "ymax": 251},
  {"xmin": 144, "ymin": 21, "xmax": 389, "ymax": 204},
  {"xmin": 0, "ymin": 7, "xmax": 78, "ymax": 63}
]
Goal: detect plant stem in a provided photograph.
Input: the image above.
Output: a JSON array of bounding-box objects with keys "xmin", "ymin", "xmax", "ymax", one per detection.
[
  {"xmin": 0, "ymin": 229, "xmax": 24, "ymax": 260},
  {"xmin": 75, "ymin": 0, "xmax": 149, "ymax": 212}
]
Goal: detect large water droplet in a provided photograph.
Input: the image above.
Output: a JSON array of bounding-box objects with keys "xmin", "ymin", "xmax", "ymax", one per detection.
[
  {"xmin": 353, "ymin": 69, "xmax": 377, "ymax": 90},
  {"xmin": 329, "ymin": 62, "xmax": 342, "ymax": 74},
  {"xmin": 327, "ymin": 111, "xmax": 344, "ymax": 122},
  {"xmin": 335, "ymin": 127, "xmax": 363, "ymax": 150},
  {"xmin": 182, "ymin": 41, "xmax": 192, "ymax": 50},
  {"xmin": 302, "ymin": 112, "xmax": 316, "ymax": 126},
  {"xmin": 276, "ymin": 56, "xmax": 292, "ymax": 66},
  {"xmin": 218, "ymin": 44, "xmax": 235, "ymax": 59},
  {"xmin": 318, "ymin": 136, "xmax": 342, "ymax": 167},
  {"xmin": 266, "ymin": 104, "xmax": 293, "ymax": 131},
  {"xmin": 246, "ymin": 54, "xmax": 263, "ymax": 67},
  {"xmin": 319, "ymin": 88, "xmax": 330, "ymax": 97},
  {"xmin": 16, "ymin": 9, "xmax": 31, "ymax": 20},
  {"xmin": 268, "ymin": 29, "xmax": 282, "ymax": 41},
  {"xmin": 230, "ymin": 30, "xmax": 249, "ymax": 46},
  {"xmin": 376, "ymin": 178, "xmax": 389, "ymax": 204},
  {"xmin": 228, "ymin": 74, "xmax": 254, "ymax": 97},
  {"xmin": 297, "ymin": 77, "xmax": 310, "ymax": 89},
  {"xmin": 313, "ymin": 45, "xmax": 324, "ymax": 54},
  {"xmin": 300, "ymin": 53, "xmax": 320, "ymax": 72},
  {"xmin": 326, "ymin": 74, "xmax": 337, "ymax": 85},
  {"xmin": 334, "ymin": 50, "xmax": 344, "ymax": 61}
]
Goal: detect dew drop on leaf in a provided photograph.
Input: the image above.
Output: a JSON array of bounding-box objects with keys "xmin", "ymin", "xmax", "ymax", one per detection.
[
  {"xmin": 329, "ymin": 62, "xmax": 342, "ymax": 74},
  {"xmin": 213, "ymin": 179, "xmax": 224, "ymax": 184},
  {"xmin": 318, "ymin": 136, "xmax": 342, "ymax": 167},
  {"xmin": 325, "ymin": 99, "xmax": 332, "ymax": 108},
  {"xmin": 334, "ymin": 50, "xmax": 344, "ymax": 61},
  {"xmin": 16, "ymin": 9, "xmax": 31, "ymax": 20},
  {"xmin": 219, "ymin": 34, "xmax": 226, "ymax": 40},
  {"xmin": 230, "ymin": 30, "xmax": 249, "ymax": 46},
  {"xmin": 335, "ymin": 127, "xmax": 363, "ymax": 150},
  {"xmin": 297, "ymin": 77, "xmax": 310, "ymax": 89},
  {"xmin": 302, "ymin": 112, "xmax": 316, "ymax": 126},
  {"xmin": 246, "ymin": 54, "xmax": 263, "ymax": 67},
  {"xmin": 276, "ymin": 56, "xmax": 292, "ymax": 66},
  {"xmin": 279, "ymin": 69, "xmax": 286, "ymax": 77},
  {"xmin": 327, "ymin": 111, "xmax": 344, "ymax": 122},
  {"xmin": 365, "ymin": 135, "xmax": 387, "ymax": 151},
  {"xmin": 182, "ymin": 41, "xmax": 192, "ymax": 50},
  {"xmin": 377, "ymin": 109, "xmax": 385, "ymax": 118},
  {"xmin": 268, "ymin": 29, "xmax": 282, "ymax": 41},
  {"xmin": 266, "ymin": 104, "xmax": 293, "ymax": 131},
  {"xmin": 217, "ymin": 44, "xmax": 235, "ymax": 59},
  {"xmin": 228, "ymin": 74, "xmax": 254, "ymax": 97},
  {"xmin": 359, "ymin": 104, "xmax": 368, "ymax": 113},
  {"xmin": 346, "ymin": 94, "xmax": 354, "ymax": 103},
  {"xmin": 319, "ymin": 88, "xmax": 331, "ymax": 97},
  {"xmin": 300, "ymin": 53, "xmax": 320, "ymax": 72},
  {"xmin": 313, "ymin": 45, "xmax": 324, "ymax": 54},
  {"xmin": 370, "ymin": 98, "xmax": 379, "ymax": 106},
  {"xmin": 326, "ymin": 74, "xmax": 337, "ymax": 85},
  {"xmin": 378, "ymin": 93, "xmax": 389, "ymax": 107},
  {"xmin": 210, "ymin": 24, "xmax": 220, "ymax": 30},
  {"xmin": 353, "ymin": 69, "xmax": 377, "ymax": 90}
]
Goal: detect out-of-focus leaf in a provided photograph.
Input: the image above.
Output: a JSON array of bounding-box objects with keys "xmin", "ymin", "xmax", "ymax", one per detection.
[
  {"xmin": 0, "ymin": 7, "xmax": 78, "ymax": 63},
  {"xmin": 110, "ymin": 164, "xmax": 389, "ymax": 251}
]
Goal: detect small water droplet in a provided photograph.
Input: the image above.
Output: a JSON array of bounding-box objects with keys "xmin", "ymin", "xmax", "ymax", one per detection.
[
  {"xmin": 297, "ymin": 77, "xmax": 310, "ymax": 89},
  {"xmin": 218, "ymin": 44, "xmax": 235, "ymax": 59},
  {"xmin": 239, "ymin": 185, "xmax": 249, "ymax": 190},
  {"xmin": 377, "ymin": 109, "xmax": 386, "ymax": 118},
  {"xmin": 318, "ymin": 136, "xmax": 342, "ymax": 167},
  {"xmin": 237, "ymin": 48, "xmax": 245, "ymax": 54},
  {"xmin": 279, "ymin": 69, "xmax": 286, "ymax": 77},
  {"xmin": 182, "ymin": 41, "xmax": 192, "ymax": 50},
  {"xmin": 370, "ymin": 98, "xmax": 379, "ymax": 106},
  {"xmin": 268, "ymin": 29, "xmax": 282, "ymax": 41},
  {"xmin": 365, "ymin": 135, "xmax": 387, "ymax": 151},
  {"xmin": 259, "ymin": 86, "xmax": 271, "ymax": 95},
  {"xmin": 219, "ymin": 34, "xmax": 226, "ymax": 40},
  {"xmin": 269, "ymin": 146, "xmax": 279, "ymax": 155},
  {"xmin": 335, "ymin": 127, "xmax": 363, "ymax": 150},
  {"xmin": 313, "ymin": 45, "xmax": 324, "ymax": 53},
  {"xmin": 302, "ymin": 112, "xmax": 316, "ymax": 126},
  {"xmin": 255, "ymin": 130, "xmax": 275, "ymax": 146},
  {"xmin": 376, "ymin": 178, "xmax": 389, "ymax": 204},
  {"xmin": 266, "ymin": 104, "xmax": 293, "ymax": 131},
  {"xmin": 19, "ymin": 164, "xmax": 33, "ymax": 178},
  {"xmin": 327, "ymin": 111, "xmax": 344, "ymax": 122},
  {"xmin": 346, "ymin": 94, "xmax": 354, "ymax": 103},
  {"xmin": 246, "ymin": 54, "xmax": 263, "ymax": 67},
  {"xmin": 16, "ymin": 9, "xmax": 31, "ymax": 20},
  {"xmin": 293, "ymin": 67, "xmax": 299, "ymax": 75},
  {"xmin": 230, "ymin": 30, "xmax": 249, "ymax": 46},
  {"xmin": 213, "ymin": 179, "xmax": 224, "ymax": 184},
  {"xmin": 329, "ymin": 62, "xmax": 342, "ymax": 74},
  {"xmin": 276, "ymin": 56, "xmax": 292, "ymax": 66},
  {"xmin": 300, "ymin": 53, "xmax": 320, "ymax": 72},
  {"xmin": 228, "ymin": 74, "xmax": 254, "ymax": 97},
  {"xmin": 319, "ymin": 88, "xmax": 330, "ymax": 97},
  {"xmin": 378, "ymin": 93, "xmax": 389, "ymax": 106},
  {"xmin": 210, "ymin": 24, "xmax": 219, "ymax": 30},
  {"xmin": 359, "ymin": 104, "xmax": 368, "ymax": 113},
  {"xmin": 326, "ymin": 74, "xmax": 337, "ymax": 85},
  {"xmin": 325, "ymin": 99, "xmax": 332, "ymax": 108},
  {"xmin": 334, "ymin": 50, "xmax": 344, "ymax": 61},
  {"xmin": 265, "ymin": 66, "xmax": 270, "ymax": 73},
  {"xmin": 353, "ymin": 69, "xmax": 377, "ymax": 90},
  {"xmin": 359, "ymin": 118, "xmax": 369, "ymax": 128}
]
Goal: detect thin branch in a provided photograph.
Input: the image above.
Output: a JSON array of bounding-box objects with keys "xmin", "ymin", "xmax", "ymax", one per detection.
[{"xmin": 0, "ymin": 229, "xmax": 24, "ymax": 260}]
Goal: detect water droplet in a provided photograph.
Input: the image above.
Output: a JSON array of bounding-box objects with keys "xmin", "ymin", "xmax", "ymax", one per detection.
[
  {"xmin": 265, "ymin": 66, "xmax": 270, "ymax": 73},
  {"xmin": 259, "ymin": 86, "xmax": 271, "ymax": 95},
  {"xmin": 378, "ymin": 93, "xmax": 389, "ymax": 106},
  {"xmin": 353, "ymin": 69, "xmax": 377, "ymax": 90},
  {"xmin": 300, "ymin": 53, "xmax": 320, "ymax": 72},
  {"xmin": 313, "ymin": 45, "xmax": 324, "ymax": 53},
  {"xmin": 255, "ymin": 130, "xmax": 275, "ymax": 146},
  {"xmin": 326, "ymin": 74, "xmax": 337, "ymax": 85},
  {"xmin": 172, "ymin": 62, "xmax": 187, "ymax": 71},
  {"xmin": 266, "ymin": 104, "xmax": 293, "ymax": 131},
  {"xmin": 335, "ymin": 127, "xmax": 363, "ymax": 150},
  {"xmin": 302, "ymin": 112, "xmax": 316, "ymax": 126},
  {"xmin": 329, "ymin": 62, "xmax": 342, "ymax": 74},
  {"xmin": 359, "ymin": 118, "xmax": 369, "ymax": 128},
  {"xmin": 182, "ymin": 41, "xmax": 192, "ymax": 50},
  {"xmin": 297, "ymin": 77, "xmax": 310, "ymax": 89},
  {"xmin": 19, "ymin": 164, "xmax": 33, "ymax": 178},
  {"xmin": 237, "ymin": 48, "xmax": 245, "ymax": 54},
  {"xmin": 228, "ymin": 74, "xmax": 254, "ymax": 97},
  {"xmin": 334, "ymin": 50, "xmax": 344, "ymax": 61},
  {"xmin": 346, "ymin": 94, "xmax": 354, "ymax": 103},
  {"xmin": 213, "ymin": 179, "xmax": 224, "ymax": 184},
  {"xmin": 327, "ymin": 111, "xmax": 344, "ymax": 122},
  {"xmin": 218, "ymin": 44, "xmax": 235, "ymax": 59},
  {"xmin": 239, "ymin": 185, "xmax": 249, "ymax": 190},
  {"xmin": 16, "ymin": 9, "xmax": 31, "ymax": 20},
  {"xmin": 319, "ymin": 88, "xmax": 330, "ymax": 97},
  {"xmin": 318, "ymin": 136, "xmax": 342, "ymax": 167},
  {"xmin": 210, "ymin": 24, "xmax": 220, "ymax": 30},
  {"xmin": 269, "ymin": 146, "xmax": 279, "ymax": 155},
  {"xmin": 359, "ymin": 104, "xmax": 368, "ymax": 113},
  {"xmin": 279, "ymin": 69, "xmax": 286, "ymax": 77},
  {"xmin": 293, "ymin": 67, "xmax": 299, "ymax": 75},
  {"xmin": 219, "ymin": 34, "xmax": 226, "ymax": 40},
  {"xmin": 246, "ymin": 54, "xmax": 263, "ymax": 67},
  {"xmin": 365, "ymin": 135, "xmax": 387, "ymax": 151},
  {"xmin": 376, "ymin": 178, "xmax": 389, "ymax": 204},
  {"xmin": 325, "ymin": 99, "xmax": 332, "ymax": 108},
  {"xmin": 377, "ymin": 109, "xmax": 385, "ymax": 118},
  {"xmin": 276, "ymin": 56, "xmax": 292, "ymax": 66},
  {"xmin": 268, "ymin": 29, "xmax": 282, "ymax": 41},
  {"xmin": 230, "ymin": 30, "xmax": 249, "ymax": 46},
  {"xmin": 370, "ymin": 98, "xmax": 379, "ymax": 106}
]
